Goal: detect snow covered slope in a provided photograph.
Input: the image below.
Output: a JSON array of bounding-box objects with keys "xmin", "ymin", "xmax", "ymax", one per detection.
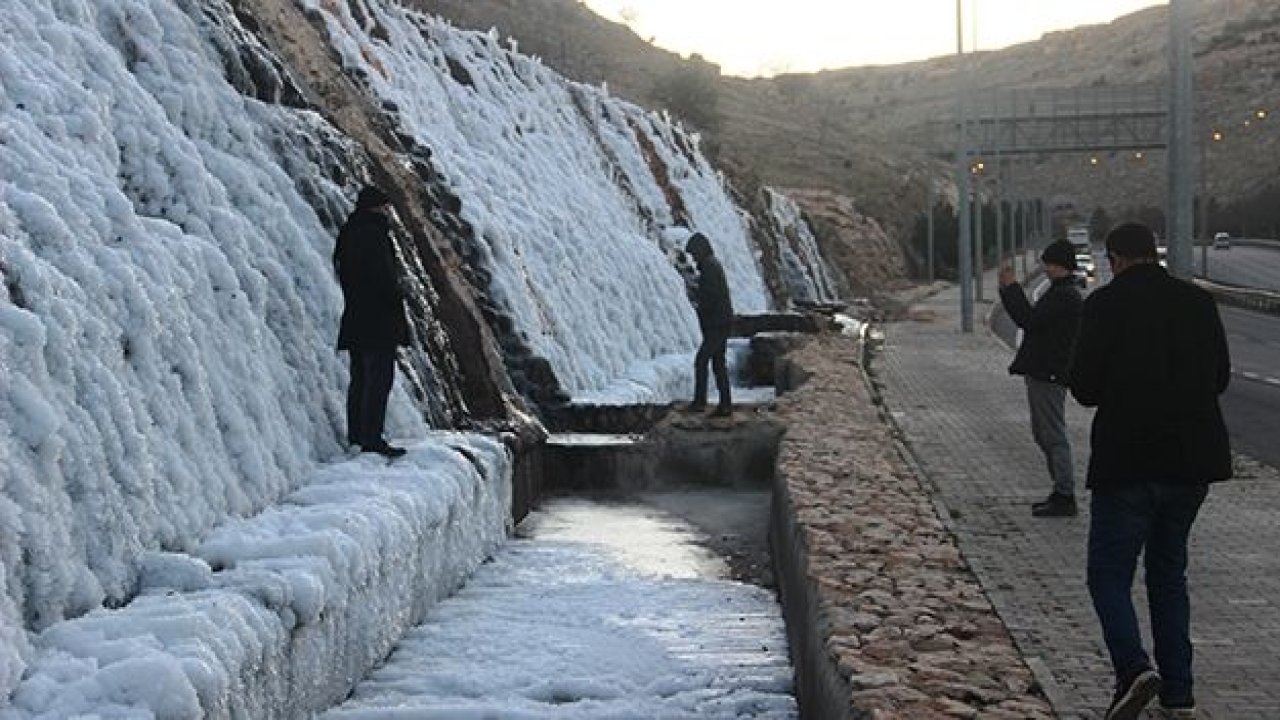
[
  {"xmin": 0, "ymin": 0, "xmax": 442, "ymax": 646},
  {"xmin": 301, "ymin": 0, "xmax": 774, "ymax": 402},
  {"xmin": 1, "ymin": 0, "xmax": 834, "ymax": 711},
  {"xmin": 7, "ymin": 436, "xmax": 511, "ymax": 718}
]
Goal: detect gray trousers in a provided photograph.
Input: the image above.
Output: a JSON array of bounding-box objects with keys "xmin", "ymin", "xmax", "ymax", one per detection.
[{"xmin": 1025, "ymin": 377, "xmax": 1075, "ymax": 497}]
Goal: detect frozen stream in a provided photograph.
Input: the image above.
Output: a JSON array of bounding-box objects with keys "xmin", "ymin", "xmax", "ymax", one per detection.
[{"xmin": 323, "ymin": 496, "xmax": 797, "ymax": 718}]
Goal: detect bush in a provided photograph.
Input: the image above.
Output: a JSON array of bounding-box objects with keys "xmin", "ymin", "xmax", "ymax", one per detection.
[{"xmin": 653, "ymin": 56, "xmax": 722, "ymax": 134}]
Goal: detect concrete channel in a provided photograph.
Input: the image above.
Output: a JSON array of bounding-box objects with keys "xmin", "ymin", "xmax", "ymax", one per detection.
[{"xmin": 327, "ymin": 318, "xmax": 843, "ymax": 718}]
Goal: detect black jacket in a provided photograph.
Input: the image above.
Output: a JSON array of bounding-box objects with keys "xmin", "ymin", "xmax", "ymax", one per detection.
[
  {"xmin": 999, "ymin": 276, "xmax": 1082, "ymax": 384},
  {"xmin": 1069, "ymin": 263, "xmax": 1232, "ymax": 489},
  {"xmin": 334, "ymin": 209, "xmax": 409, "ymax": 350},
  {"xmin": 693, "ymin": 255, "xmax": 733, "ymax": 335}
]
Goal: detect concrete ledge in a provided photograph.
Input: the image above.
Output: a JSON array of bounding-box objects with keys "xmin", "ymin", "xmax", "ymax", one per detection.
[
  {"xmin": 541, "ymin": 403, "xmax": 674, "ymax": 434},
  {"xmin": 540, "ymin": 417, "xmax": 784, "ymax": 496},
  {"xmin": 734, "ymin": 313, "xmax": 824, "ymax": 337}
]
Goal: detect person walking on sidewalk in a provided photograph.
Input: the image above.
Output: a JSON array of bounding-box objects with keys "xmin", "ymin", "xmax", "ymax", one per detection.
[
  {"xmin": 997, "ymin": 239, "xmax": 1083, "ymax": 517},
  {"xmin": 1070, "ymin": 222, "xmax": 1232, "ymax": 720},
  {"xmin": 684, "ymin": 232, "xmax": 734, "ymax": 417},
  {"xmin": 334, "ymin": 185, "xmax": 409, "ymax": 458}
]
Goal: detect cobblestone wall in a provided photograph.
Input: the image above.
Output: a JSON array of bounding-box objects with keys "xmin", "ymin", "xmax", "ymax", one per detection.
[{"xmin": 769, "ymin": 335, "xmax": 1053, "ymax": 719}]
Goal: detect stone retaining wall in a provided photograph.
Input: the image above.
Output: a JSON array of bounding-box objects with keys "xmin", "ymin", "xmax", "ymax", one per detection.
[{"xmin": 769, "ymin": 335, "xmax": 1053, "ymax": 719}]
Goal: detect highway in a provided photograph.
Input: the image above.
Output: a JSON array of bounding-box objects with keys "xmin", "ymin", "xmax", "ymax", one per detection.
[
  {"xmin": 1197, "ymin": 242, "xmax": 1280, "ymax": 292},
  {"xmin": 1186, "ymin": 242, "xmax": 1280, "ymax": 466},
  {"xmin": 1219, "ymin": 305, "xmax": 1280, "ymax": 467}
]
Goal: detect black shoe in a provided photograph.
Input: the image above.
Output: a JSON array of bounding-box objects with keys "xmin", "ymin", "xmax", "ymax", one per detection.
[
  {"xmin": 1032, "ymin": 493, "xmax": 1078, "ymax": 517},
  {"xmin": 1159, "ymin": 692, "xmax": 1196, "ymax": 719},
  {"xmin": 682, "ymin": 401, "xmax": 706, "ymax": 413},
  {"xmin": 362, "ymin": 441, "xmax": 406, "ymax": 458},
  {"xmin": 708, "ymin": 404, "xmax": 732, "ymax": 418},
  {"xmin": 1105, "ymin": 667, "xmax": 1161, "ymax": 720},
  {"xmin": 1159, "ymin": 704, "xmax": 1196, "ymax": 719},
  {"xmin": 1031, "ymin": 492, "xmax": 1058, "ymax": 510}
]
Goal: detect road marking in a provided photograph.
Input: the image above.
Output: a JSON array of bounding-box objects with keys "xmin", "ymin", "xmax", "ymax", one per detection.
[{"xmin": 1238, "ymin": 370, "xmax": 1280, "ymax": 387}]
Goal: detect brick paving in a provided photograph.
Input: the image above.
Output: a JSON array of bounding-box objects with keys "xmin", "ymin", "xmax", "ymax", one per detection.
[{"xmin": 873, "ymin": 285, "xmax": 1280, "ymax": 719}]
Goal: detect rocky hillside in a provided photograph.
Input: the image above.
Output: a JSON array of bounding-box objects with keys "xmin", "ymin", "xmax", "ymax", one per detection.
[{"xmin": 418, "ymin": 0, "xmax": 1280, "ymax": 272}]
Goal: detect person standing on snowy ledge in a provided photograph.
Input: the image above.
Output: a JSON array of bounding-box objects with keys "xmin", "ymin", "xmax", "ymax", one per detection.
[
  {"xmin": 333, "ymin": 185, "xmax": 409, "ymax": 458},
  {"xmin": 684, "ymin": 232, "xmax": 734, "ymax": 418}
]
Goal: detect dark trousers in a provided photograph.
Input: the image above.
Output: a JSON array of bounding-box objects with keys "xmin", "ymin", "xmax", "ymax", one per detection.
[
  {"xmin": 1025, "ymin": 377, "xmax": 1074, "ymax": 497},
  {"xmin": 1087, "ymin": 481, "xmax": 1208, "ymax": 705},
  {"xmin": 693, "ymin": 330, "xmax": 731, "ymax": 408},
  {"xmin": 346, "ymin": 348, "xmax": 396, "ymax": 447}
]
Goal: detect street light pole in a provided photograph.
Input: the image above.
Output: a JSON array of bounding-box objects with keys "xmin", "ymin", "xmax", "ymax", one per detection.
[
  {"xmin": 995, "ymin": 153, "xmax": 1004, "ymax": 269},
  {"xmin": 974, "ymin": 166, "xmax": 984, "ymax": 302},
  {"xmin": 955, "ymin": 0, "xmax": 973, "ymax": 332},
  {"xmin": 1168, "ymin": 0, "xmax": 1195, "ymax": 278},
  {"xmin": 1200, "ymin": 132, "xmax": 1208, "ymax": 277},
  {"xmin": 927, "ymin": 181, "xmax": 935, "ymax": 281}
]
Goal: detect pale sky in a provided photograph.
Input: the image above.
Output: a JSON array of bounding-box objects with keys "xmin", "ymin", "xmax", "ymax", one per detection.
[{"xmin": 583, "ymin": 1, "xmax": 1165, "ymax": 77}]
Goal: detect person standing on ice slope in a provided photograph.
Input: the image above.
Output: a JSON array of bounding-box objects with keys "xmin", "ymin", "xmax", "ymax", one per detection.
[
  {"xmin": 333, "ymin": 185, "xmax": 409, "ymax": 458},
  {"xmin": 684, "ymin": 232, "xmax": 734, "ymax": 418}
]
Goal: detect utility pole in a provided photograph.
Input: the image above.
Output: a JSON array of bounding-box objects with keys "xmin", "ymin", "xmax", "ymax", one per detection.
[
  {"xmin": 995, "ymin": 154, "xmax": 1005, "ymax": 269},
  {"xmin": 1020, "ymin": 197, "xmax": 1029, "ymax": 276},
  {"xmin": 1168, "ymin": 0, "xmax": 1195, "ymax": 278},
  {"xmin": 974, "ymin": 175, "xmax": 984, "ymax": 302},
  {"xmin": 1199, "ymin": 135, "xmax": 1210, "ymax": 277},
  {"xmin": 927, "ymin": 181, "xmax": 936, "ymax": 281},
  {"xmin": 955, "ymin": 0, "xmax": 973, "ymax": 332}
]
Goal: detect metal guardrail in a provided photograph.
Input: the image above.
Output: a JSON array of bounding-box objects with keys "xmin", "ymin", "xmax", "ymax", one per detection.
[
  {"xmin": 1196, "ymin": 238, "xmax": 1280, "ymax": 314},
  {"xmin": 1196, "ymin": 278, "xmax": 1280, "ymax": 316},
  {"xmin": 1231, "ymin": 237, "xmax": 1280, "ymax": 251}
]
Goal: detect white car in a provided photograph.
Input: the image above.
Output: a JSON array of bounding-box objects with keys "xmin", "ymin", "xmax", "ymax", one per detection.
[{"xmin": 1213, "ymin": 232, "xmax": 1232, "ymax": 249}]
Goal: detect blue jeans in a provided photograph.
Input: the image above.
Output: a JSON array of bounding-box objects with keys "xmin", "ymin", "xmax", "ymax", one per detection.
[{"xmin": 1087, "ymin": 481, "xmax": 1208, "ymax": 705}]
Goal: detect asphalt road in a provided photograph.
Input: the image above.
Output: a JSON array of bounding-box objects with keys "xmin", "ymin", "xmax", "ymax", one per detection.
[
  {"xmin": 1180, "ymin": 243, "xmax": 1280, "ymax": 467},
  {"xmin": 996, "ymin": 246, "xmax": 1280, "ymax": 470},
  {"xmin": 1219, "ymin": 305, "xmax": 1280, "ymax": 467},
  {"xmin": 1197, "ymin": 242, "xmax": 1280, "ymax": 291}
]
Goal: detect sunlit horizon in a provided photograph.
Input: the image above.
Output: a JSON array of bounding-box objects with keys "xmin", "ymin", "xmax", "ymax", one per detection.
[{"xmin": 583, "ymin": 1, "xmax": 1166, "ymax": 77}]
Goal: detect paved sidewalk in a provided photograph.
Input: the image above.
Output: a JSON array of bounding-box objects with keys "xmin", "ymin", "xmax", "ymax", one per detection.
[{"xmin": 874, "ymin": 285, "xmax": 1280, "ymax": 719}]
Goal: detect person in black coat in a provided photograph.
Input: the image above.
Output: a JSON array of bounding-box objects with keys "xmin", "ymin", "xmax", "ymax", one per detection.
[
  {"xmin": 997, "ymin": 239, "xmax": 1083, "ymax": 517},
  {"xmin": 684, "ymin": 232, "xmax": 733, "ymax": 417},
  {"xmin": 334, "ymin": 185, "xmax": 409, "ymax": 457},
  {"xmin": 1069, "ymin": 222, "xmax": 1231, "ymax": 719}
]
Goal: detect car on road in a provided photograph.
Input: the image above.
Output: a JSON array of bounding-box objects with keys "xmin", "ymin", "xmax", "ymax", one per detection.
[
  {"xmin": 1073, "ymin": 251, "xmax": 1095, "ymax": 287},
  {"xmin": 1213, "ymin": 232, "xmax": 1232, "ymax": 249}
]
